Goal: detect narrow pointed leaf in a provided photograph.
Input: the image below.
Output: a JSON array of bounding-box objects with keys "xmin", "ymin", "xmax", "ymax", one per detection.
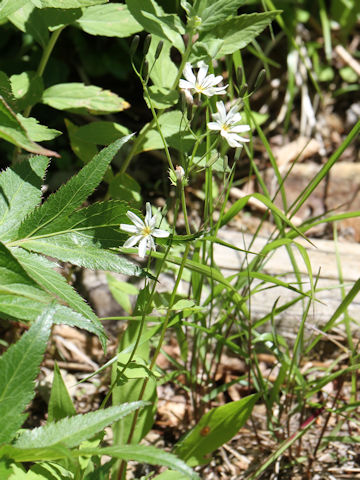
[
  {"xmin": 0, "ymin": 155, "xmax": 49, "ymax": 242},
  {"xmin": 17, "ymin": 136, "xmax": 133, "ymax": 239},
  {"xmin": 78, "ymin": 445, "xmax": 199, "ymax": 479},
  {"xmin": 175, "ymin": 395, "xmax": 259, "ymax": 466},
  {"xmin": 33, "ymin": 0, "xmax": 108, "ymax": 7},
  {"xmin": 0, "ymin": 306, "xmax": 54, "ymax": 445},
  {"xmin": 48, "ymin": 362, "xmax": 76, "ymax": 422},
  {"xmin": 15, "ymin": 402, "xmax": 148, "ymax": 448}
]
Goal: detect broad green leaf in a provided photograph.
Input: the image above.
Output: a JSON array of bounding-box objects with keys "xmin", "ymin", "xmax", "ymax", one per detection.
[
  {"xmin": 72, "ymin": 121, "xmax": 130, "ymax": 145},
  {"xmin": 42, "ymin": 83, "xmax": 129, "ymax": 114},
  {"xmin": 0, "ymin": 306, "xmax": 54, "ymax": 445},
  {"xmin": 32, "ymin": 0, "xmax": 107, "ymax": 7},
  {"xmin": 40, "ymin": 8, "xmax": 82, "ymax": 31},
  {"xmin": 48, "ymin": 362, "xmax": 76, "ymax": 422},
  {"xmin": 198, "ymin": 0, "xmax": 247, "ymax": 32},
  {"xmin": 109, "ymin": 173, "xmax": 141, "ymax": 206},
  {"xmin": 107, "ymin": 274, "xmax": 139, "ymax": 313},
  {"xmin": 78, "ymin": 445, "xmax": 199, "ymax": 479},
  {"xmin": 146, "ymin": 36, "xmax": 178, "ymax": 90},
  {"xmin": 75, "ymin": 4, "xmax": 142, "ymax": 37},
  {"xmin": 17, "ymin": 137, "xmax": 132, "ymax": 239},
  {"xmin": 18, "ymin": 115, "xmax": 62, "ymax": 142},
  {"xmin": 175, "ymin": 395, "xmax": 259, "ymax": 466},
  {"xmin": 0, "ymin": 459, "xmax": 16, "ymax": 479},
  {"xmin": 15, "ymin": 402, "xmax": 148, "ymax": 448},
  {"xmin": 65, "ymin": 118, "xmax": 98, "ymax": 164},
  {"xmin": 0, "ymin": 0, "xmax": 28, "ymax": 21},
  {"xmin": 11, "ymin": 248, "xmax": 97, "ymax": 323},
  {"xmin": 0, "ymin": 155, "xmax": 49, "ymax": 242},
  {"xmin": 135, "ymin": 110, "xmax": 193, "ymax": 153},
  {"xmin": 126, "ymin": 0, "xmax": 184, "ymax": 52},
  {"xmin": 19, "ymin": 236, "xmax": 143, "ymax": 277},
  {"xmin": 8, "ymin": 4, "xmax": 49, "ymax": 47},
  {"xmin": 206, "ymin": 11, "xmax": 280, "ymax": 57},
  {"xmin": 0, "ymin": 96, "xmax": 59, "ymax": 157},
  {"xmin": 145, "ymin": 86, "xmax": 179, "ymax": 110},
  {"xmin": 10, "ymin": 72, "xmax": 43, "ymax": 111}
]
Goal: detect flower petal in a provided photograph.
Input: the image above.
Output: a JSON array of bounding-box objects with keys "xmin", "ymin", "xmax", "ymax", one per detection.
[
  {"xmin": 126, "ymin": 211, "xmax": 144, "ymax": 229},
  {"xmin": 183, "ymin": 63, "xmax": 196, "ymax": 84},
  {"xmin": 120, "ymin": 224, "xmax": 138, "ymax": 233},
  {"xmin": 124, "ymin": 234, "xmax": 142, "ymax": 248},
  {"xmin": 152, "ymin": 228, "xmax": 170, "ymax": 238},
  {"xmin": 215, "ymin": 101, "xmax": 227, "ymax": 122},
  {"xmin": 145, "ymin": 202, "xmax": 153, "ymax": 226},
  {"xmin": 197, "ymin": 63, "xmax": 209, "ymax": 85},
  {"xmin": 229, "ymin": 124, "xmax": 251, "ymax": 133},
  {"xmin": 138, "ymin": 237, "xmax": 148, "ymax": 258},
  {"xmin": 207, "ymin": 121, "xmax": 221, "ymax": 131},
  {"xmin": 179, "ymin": 79, "xmax": 194, "ymax": 90}
]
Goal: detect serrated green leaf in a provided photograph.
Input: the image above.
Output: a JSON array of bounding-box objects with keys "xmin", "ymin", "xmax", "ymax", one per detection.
[
  {"xmin": 48, "ymin": 362, "xmax": 76, "ymax": 422},
  {"xmin": 209, "ymin": 12, "xmax": 279, "ymax": 57},
  {"xmin": 198, "ymin": 0, "xmax": 247, "ymax": 33},
  {"xmin": 0, "ymin": 155, "xmax": 49, "ymax": 242},
  {"xmin": 75, "ymin": 4, "xmax": 142, "ymax": 37},
  {"xmin": 18, "ymin": 236, "xmax": 142, "ymax": 277},
  {"xmin": 152, "ymin": 471, "xmax": 188, "ymax": 480},
  {"xmin": 11, "ymin": 248, "xmax": 97, "ymax": 323},
  {"xmin": 0, "ymin": 96, "xmax": 59, "ymax": 156},
  {"xmin": 17, "ymin": 137, "xmax": 132, "ymax": 239},
  {"xmin": 0, "ymin": 72, "xmax": 16, "ymax": 109},
  {"xmin": 32, "ymin": 0, "xmax": 107, "ymax": 7},
  {"xmin": 175, "ymin": 395, "xmax": 259, "ymax": 466},
  {"xmin": 78, "ymin": 445, "xmax": 199, "ymax": 479},
  {"xmin": 0, "ymin": 306, "xmax": 54, "ymax": 445},
  {"xmin": 15, "ymin": 402, "xmax": 148, "ymax": 448},
  {"xmin": 0, "ymin": 0, "xmax": 28, "ymax": 21},
  {"xmin": 10, "ymin": 72, "xmax": 43, "ymax": 111},
  {"xmin": 42, "ymin": 83, "xmax": 129, "ymax": 114}
]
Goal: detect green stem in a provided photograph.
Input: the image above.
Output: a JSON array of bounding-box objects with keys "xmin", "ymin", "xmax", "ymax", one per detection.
[{"xmin": 23, "ymin": 27, "xmax": 64, "ymax": 118}]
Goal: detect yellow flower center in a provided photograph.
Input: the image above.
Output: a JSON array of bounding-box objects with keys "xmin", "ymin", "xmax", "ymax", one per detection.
[
  {"xmin": 142, "ymin": 226, "xmax": 152, "ymax": 236},
  {"xmin": 195, "ymin": 83, "xmax": 204, "ymax": 92}
]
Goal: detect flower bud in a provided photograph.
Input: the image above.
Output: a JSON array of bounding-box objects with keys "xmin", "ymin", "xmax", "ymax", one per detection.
[
  {"xmin": 154, "ymin": 40, "xmax": 164, "ymax": 60},
  {"xmin": 143, "ymin": 34, "xmax": 152, "ymax": 56},
  {"xmin": 130, "ymin": 35, "xmax": 140, "ymax": 57}
]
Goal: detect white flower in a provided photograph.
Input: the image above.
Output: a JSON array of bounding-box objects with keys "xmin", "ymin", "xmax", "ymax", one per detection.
[
  {"xmin": 120, "ymin": 203, "xmax": 170, "ymax": 258},
  {"xmin": 207, "ymin": 101, "xmax": 251, "ymax": 148},
  {"xmin": 179, "ymin": 62, "xmax": 227, "ymax": 98}
]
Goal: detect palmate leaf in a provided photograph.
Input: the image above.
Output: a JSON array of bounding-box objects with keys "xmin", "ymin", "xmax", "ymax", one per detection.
[
  {"xmin": 15, "ymin": 402, "xmax": 148, "ymax": 449},
  {"xmin": 0, "ymin": 307, "xmax": 54, "ymax": 445},
  {"xmin": 17, "ymin": 136, "xmax": 133, "ymax": 240},
  {"xmin": 0, "ymin": 155, "xmax": 49, "ymax": 242}
]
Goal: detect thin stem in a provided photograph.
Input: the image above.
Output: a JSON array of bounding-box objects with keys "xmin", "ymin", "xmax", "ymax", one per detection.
[{"xmin": 23, "ymin": 27, "xmax": 64, "ymax": 118}]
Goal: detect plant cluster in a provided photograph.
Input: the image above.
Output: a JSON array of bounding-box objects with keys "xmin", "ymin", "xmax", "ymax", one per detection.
[{"xmin": 0, "ymin": 0, "xmax": 359, "ymax": 479}]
